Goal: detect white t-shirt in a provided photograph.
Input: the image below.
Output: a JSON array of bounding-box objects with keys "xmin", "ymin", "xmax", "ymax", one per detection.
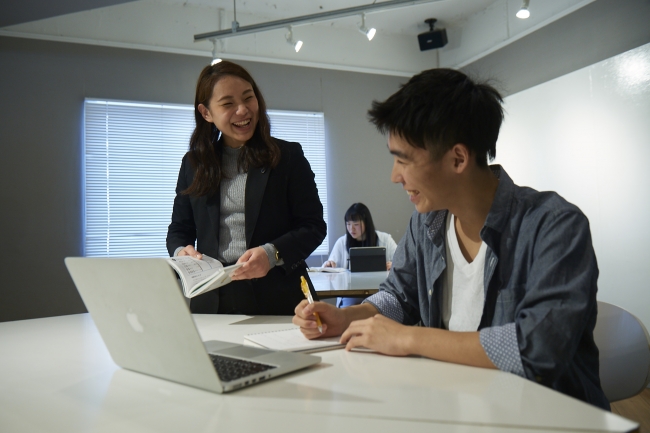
[
  {"xmin": 325, "ymin": 231, "xmax": 397, "ymax": 269},
  {"xmin": 442, "ymin": 213, "xmax": 487, "ymax": 332}
]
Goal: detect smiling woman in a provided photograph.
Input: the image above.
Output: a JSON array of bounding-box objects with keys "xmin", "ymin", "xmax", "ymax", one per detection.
[
  {"xmin": 166, "ymin": 61, "xmax": 327, "ymax": 316},
  {"xmin": 198, "ymin": 75, "xmax": 260, "ymax": 149}
]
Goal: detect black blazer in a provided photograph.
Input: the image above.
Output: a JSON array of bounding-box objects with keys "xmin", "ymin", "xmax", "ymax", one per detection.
[{"xmin": 166, "ymin": 138, "xmax": 327, "ymax": 315}]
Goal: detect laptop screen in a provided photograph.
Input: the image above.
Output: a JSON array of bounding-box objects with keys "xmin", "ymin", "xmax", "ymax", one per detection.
[{"xmin": 349, "ymin": 247, "xmax": 386, "ymax": 272}]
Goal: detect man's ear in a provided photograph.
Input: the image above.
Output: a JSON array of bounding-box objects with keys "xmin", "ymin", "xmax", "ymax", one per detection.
[
  {"xmin": 450, "ymin": 143, "xmax": 471, "ymax": 173},
  {"xmin": 197, "ymin": 104, "xmax": 212, "ymax": 123}
]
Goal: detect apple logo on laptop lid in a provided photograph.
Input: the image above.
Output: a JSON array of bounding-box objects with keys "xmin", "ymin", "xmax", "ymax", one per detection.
[{"xmin": 126, "ymin": 310, "xmax": 144, "ymax": 333}]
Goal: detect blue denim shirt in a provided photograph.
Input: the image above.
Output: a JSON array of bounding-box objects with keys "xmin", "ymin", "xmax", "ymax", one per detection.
[{"xmin": 365, "ymin": 165, "xmax": 609, "ymax": 410}]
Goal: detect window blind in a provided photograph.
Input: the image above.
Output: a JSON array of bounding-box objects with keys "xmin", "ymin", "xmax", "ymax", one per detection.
[
  {"xmin": 268, "ymin": 110, "xmax": 328, "ymax": 255},
  {"xmin": 84, "ymin": 99, "xmax": 328, "ymax": 257}
]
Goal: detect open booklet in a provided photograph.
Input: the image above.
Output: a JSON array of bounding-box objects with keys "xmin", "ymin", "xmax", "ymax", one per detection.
[
  {"xmin": 166, "ymin": 255, "xmax": 242, "ymax": 299},
  {"xmin": 308, "ymin": 267, "xmax": 347, "ymax": 273},
  {"xmin": 244, "ymin": 327, "xmax": 345, "ymax": 353}
]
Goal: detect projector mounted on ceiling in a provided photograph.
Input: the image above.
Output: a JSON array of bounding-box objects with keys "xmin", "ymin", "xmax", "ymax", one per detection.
[{"xmin": 418, "ymin": 18, "xmax": 448, "ymax": 51}]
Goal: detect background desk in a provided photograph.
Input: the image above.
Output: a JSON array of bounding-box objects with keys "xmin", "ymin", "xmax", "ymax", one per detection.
[
  {"xmin": 309, "ymin": 270, "xmax": 387, "ymax": 299},
  {"xmin": 0, "ymin": 314, "xmax": 638, "ymax": 433}
]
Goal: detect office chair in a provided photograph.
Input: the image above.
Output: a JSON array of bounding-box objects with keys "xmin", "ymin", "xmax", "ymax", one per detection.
[{"xmin": 593, "ymin": 301, "xmax": 650, "ymax": 402}]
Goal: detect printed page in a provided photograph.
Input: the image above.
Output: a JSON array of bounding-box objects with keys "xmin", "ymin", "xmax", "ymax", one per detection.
[
  {"xmin": 192, "ymin": 263, "xmax": 243, "ymax": 297},
  {"xmin": 167, "ymin": 255, "xmax": 224, "ymax": 296}
]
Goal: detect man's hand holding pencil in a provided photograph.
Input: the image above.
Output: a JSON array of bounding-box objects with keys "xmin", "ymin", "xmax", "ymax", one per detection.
[{"xmin": 294, "ymin": 278, "xmax": 380, "ymax": 341}]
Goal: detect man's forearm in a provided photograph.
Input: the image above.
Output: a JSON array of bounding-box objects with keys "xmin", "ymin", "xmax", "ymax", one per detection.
[
  {"xmin": 342, "ymin": 303, "xmax": 379, "ymax": 327},
  {"xmin": 404, "ymin": 327, "xmax": 497, "ymax": 369}
]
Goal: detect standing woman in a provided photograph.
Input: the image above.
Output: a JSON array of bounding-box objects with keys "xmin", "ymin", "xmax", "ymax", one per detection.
[{"xmin": 167, "ymin": 61, "xmax": 326, "ymax": 315}]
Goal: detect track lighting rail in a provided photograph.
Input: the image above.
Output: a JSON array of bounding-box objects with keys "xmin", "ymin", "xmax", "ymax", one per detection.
[{"xmin": 194, "ymin": 0, "xmax": 443, "ymax": 42}]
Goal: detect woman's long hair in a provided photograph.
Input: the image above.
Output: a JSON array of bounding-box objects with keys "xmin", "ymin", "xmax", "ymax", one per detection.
[
  {"xmin": 183, "ymin": 61, "xmax": 280, "ymax": 197},
  {"xmin": 344, "ymin": 203, "xmax": 378, "ymax": 252}
]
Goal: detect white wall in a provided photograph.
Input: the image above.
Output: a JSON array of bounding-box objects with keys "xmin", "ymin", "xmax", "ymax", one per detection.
[
  {"xmin": 495, "ymin": 42, "xmax": 650, "ymax": 330},
  {"xmin": 461, "ymin": 0, "xmax": 650, "ymax": 97}
]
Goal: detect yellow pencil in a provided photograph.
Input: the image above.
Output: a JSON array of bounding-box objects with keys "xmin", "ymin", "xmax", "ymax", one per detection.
[{"xmin": 300, "ymin": 276, "xmax": 323, "ymax": 333}]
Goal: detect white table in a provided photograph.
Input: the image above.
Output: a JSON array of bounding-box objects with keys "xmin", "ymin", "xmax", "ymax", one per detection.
[
  {"xmin": 0, "ymin": 314, "xmax": 638, "ymax": 433},
  {"xmin": 309, "ymin": 270, "xmax": 388, "ymax": 298}
]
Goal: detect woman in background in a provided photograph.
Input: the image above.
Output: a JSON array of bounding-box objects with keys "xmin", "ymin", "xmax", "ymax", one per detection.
[
  {"xmin": 167, "ymin": 61, "xmax": 326, "ymax": 316},
  {"xmin": 323, "ymin": 203, "xmax": 397, "ymax": 307}
]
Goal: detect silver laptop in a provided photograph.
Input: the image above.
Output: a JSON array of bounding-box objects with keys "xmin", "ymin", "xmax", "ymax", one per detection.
[{"xmin": 64, "ymin": 257, "xmax": 321, "ymax": 393}]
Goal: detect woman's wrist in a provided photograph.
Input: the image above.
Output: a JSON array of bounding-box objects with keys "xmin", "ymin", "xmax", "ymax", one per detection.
[{"xmin": 261, "ymin": 243, "xmax": 284, "ymax": 267}]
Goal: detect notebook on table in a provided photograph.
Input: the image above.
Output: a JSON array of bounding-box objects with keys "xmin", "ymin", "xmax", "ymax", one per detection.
[
  {"xmin": 64, "ymin": 257, "xmax": 320, "ymax": 393},
  {"xmin": 244, "ymin": 328, "xmax": 345, "ymax": 353},
  {"xmin": 349, "ymin": 246, "xmax": 386, "ymax": 272}
]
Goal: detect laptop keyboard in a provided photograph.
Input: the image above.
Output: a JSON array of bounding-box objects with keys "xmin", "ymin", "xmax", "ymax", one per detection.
[{"xmin": 209, "ymin": 354, "xmax": 277, "ymax": 382}]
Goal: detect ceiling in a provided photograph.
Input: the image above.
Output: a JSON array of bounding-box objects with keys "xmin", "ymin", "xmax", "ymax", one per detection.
[{"xmin": 0, "ymin": 0, "xmax": 594, "ymax": 76}]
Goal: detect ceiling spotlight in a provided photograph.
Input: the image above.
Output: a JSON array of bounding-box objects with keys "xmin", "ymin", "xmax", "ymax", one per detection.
[
  {"xmin": 359, "ymin": 13, "xmax": 376, "ymax": 41},
  {"xmin": 210, "ymin": 39, "xmax": 222, "ymax": 65},
  {"xmin": 286, "ymin": 26, "xmax": 303, "ymax": 53},
  {"xmin": 516, "ymin": 0, "xmax": 530, "ymax": 19}
]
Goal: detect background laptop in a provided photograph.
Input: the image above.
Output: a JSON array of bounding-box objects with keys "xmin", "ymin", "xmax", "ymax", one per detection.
[
  {"xmin": 349, "ymin": 247, "xmax": 386, "ymax": 272},
  {"xmin": 64, "ymin": 257, "xmax": 320, "ymax": 393}
]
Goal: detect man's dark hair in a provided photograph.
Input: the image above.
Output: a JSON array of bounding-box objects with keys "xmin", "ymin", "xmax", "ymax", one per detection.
[{"xmin": 368, "ymin": 68, "xmax": 504, "ymax": 168}]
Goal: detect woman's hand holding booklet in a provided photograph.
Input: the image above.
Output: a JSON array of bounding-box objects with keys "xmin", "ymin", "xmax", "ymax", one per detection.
[{"xmin": 166, "ymin": 255, "xmax": 242, "ymax": 298}]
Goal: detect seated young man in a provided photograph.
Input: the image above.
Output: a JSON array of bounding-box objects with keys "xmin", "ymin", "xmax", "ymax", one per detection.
[{"xmin": 293, "ymin": 68, "xmax": 609, "ymax": 410}]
